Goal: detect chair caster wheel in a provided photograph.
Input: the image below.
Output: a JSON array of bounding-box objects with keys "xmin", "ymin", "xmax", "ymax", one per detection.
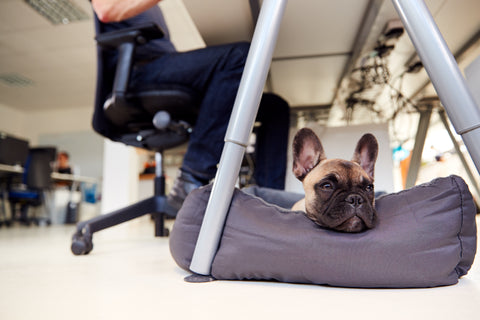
[
  {"xmin": 71, "ymin": 235, "xmax": 93, "ymax": 255},
  {"xmin": 155, "ymin": 228, "xmax": 169, "ymax": 237}
]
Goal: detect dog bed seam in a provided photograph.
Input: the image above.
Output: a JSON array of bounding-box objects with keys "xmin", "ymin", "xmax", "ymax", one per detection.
[{"xmin": 451, "ymin": 175, "xmax": 465, "ymax": 277}]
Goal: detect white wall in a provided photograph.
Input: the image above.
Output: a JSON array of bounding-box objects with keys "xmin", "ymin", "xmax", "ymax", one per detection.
[
  {"xmin": 0, "ymin": 103, "xmax": 93, "ymax": 144},
  {"xmin": 285, "ymin": 123, "xmax": 394, "ymax": 194},
  {"xmin": 23, "ymin": 107, "xmax": 94, "ymax": 145},
  {"xmin": 101, "ymin": 140, "xmax": 139, "ymax": 214},
  {"xmin": 0, "ymin": 103, "xmax": 26, "ymax": 139},
  {"xmin": 38, "ymin": 130, "xmax": 104, "ymax": 180}
]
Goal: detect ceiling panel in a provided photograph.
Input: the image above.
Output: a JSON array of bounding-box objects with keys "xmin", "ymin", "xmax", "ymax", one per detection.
[
  {"xmin": 270, "ymin": 55, "xmax": 349, "ymax": 106},
  {"xmin": 182, "ymin": 0, "xmax": 254, "ymax": 45},
  {"xmin": 433, "ymin": 0, "xmax": 480, "ymax": 51},
  {"xmin": 0, "ymin": 15, "xmax": 96, "ymax": 110},
  {"xmin": 0, "ymin": 0, "xmax": 50, "ymax": 33},
  {"xmin": 273, "ymin": 0, "xmax": 370, "ymax": 57}
]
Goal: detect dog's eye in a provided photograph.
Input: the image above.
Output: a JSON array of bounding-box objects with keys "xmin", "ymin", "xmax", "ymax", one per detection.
[
  {"xmin": 318, "ymin": 182, "xmax": 333, "ymax": 191},
  {"xmin": 365, "ymin": 184, "xmax": 374, "ymax": 192}
]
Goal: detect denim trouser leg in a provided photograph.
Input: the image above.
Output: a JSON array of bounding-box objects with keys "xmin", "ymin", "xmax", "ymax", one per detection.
[
  {"xmin": 131, "ymin": 42, "xmax": 250, "ymax": 181},
  {"xmin": 254, "ymin": 93, "xmax": 290, "ymax": 189}
]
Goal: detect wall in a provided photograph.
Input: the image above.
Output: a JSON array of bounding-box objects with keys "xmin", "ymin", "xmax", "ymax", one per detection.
[
  {"xmin": 38, "ymin": 130, "xmax": 104, "ymax": 180},
  {"xmin": 0, "ymin": 104, "xmax": 93, "ymax": 144},
  {"xmin": 0, "ymin": 103, "xmax": 26, "ymax": 139},
  {"xmin": 101, "ymin": 140, "xmax": 139, "ymax": 214},
  {"xmin": 23, "ymin": 106, "xmax": 94, "ymax": 145}
]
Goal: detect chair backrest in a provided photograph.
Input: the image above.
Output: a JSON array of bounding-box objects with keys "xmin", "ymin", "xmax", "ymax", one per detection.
[
  {"xmin": 91, "ymin": 14, "xmax": 117, "ymax": 141},
  {"xmin": 24, "ymin": 147, "xmax": 57, "ymax": 190},
  {"xmin": 90, "ymin": 10, "xmax": 199, "ymax": 152}
]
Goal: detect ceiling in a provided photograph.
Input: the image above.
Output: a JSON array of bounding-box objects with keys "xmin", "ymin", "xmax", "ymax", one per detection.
[{"xmin": 0, "ymin": 0, "xmax": 479, "ymax": 145}]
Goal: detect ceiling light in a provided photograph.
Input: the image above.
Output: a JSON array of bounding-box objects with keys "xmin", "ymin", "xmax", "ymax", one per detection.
[
  {"xmin": 0, "ymin": 73, "xmax": 34, "ymax": 87},
  {"xmin": 24, "ymin": 0, "xmax": 89, "ymax": 25}
]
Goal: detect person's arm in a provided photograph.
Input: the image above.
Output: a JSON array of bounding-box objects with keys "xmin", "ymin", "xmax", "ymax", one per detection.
[{"xmin": 92, "ymin": 0, "xmax": 162, "ymax": 23}]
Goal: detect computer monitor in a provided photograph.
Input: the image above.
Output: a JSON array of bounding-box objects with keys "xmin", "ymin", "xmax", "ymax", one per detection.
[{"xmin": 0, "ymin": 132, "xmax": 29, "ymax": 166}]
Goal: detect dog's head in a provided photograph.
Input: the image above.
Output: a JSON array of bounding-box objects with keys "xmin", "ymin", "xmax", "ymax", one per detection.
[{"xmin": 292, "ymin": 128, "xmax": 378, "ymax": 233}]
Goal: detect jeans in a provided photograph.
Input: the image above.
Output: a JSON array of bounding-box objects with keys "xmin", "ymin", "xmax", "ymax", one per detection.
[
  {"xmin": 253, "ymin": 93, "xmax": 290, "ymax": 189},
  {"xmin": 130, "ymin": 42, "xmax": 289, "ymax": 189}
]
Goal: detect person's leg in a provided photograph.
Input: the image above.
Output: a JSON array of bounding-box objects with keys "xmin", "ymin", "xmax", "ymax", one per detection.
[
  {"xmin": 130, "ymin": 42, "xmax": 250, "ymax": 210},
  {"xmin": 253, "ymin": 93, "xmax": 290, "ymax": 190},
  {"xmin": 179, "ymin": 43, "xmax": 250, "ymax": 181}
]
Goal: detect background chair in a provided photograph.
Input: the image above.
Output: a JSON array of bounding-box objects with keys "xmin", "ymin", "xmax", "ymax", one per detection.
[
  {"xmin": 0, "ymin": 133, "xmax": 29, "ymax": 227},
  {"xmin": 8, "ymin": 147, "xmax": 56, "ymax": 226},
  {"xmin": 71, "ymin": 15, "xmax": 199, "ymax": 255}
]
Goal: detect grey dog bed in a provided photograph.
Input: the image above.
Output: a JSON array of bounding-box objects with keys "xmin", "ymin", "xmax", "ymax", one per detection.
[{"xmin": 169, "ymin": 175, "xmax": 477, "ymax": 288}]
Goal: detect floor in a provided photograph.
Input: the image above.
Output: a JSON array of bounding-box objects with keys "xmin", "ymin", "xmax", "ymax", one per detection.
[{"xmin": 0, "ymin": 215, "xmax": 479, "ymax": 320}]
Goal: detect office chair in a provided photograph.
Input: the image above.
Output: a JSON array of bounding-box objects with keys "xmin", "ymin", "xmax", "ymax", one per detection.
[
  {"xmin": 8, "ymin": 147, "xmax": 57, "ymax": 226},
  {"xmin": 71, "ymin": 15, "xmax": 199, "ymax": 255}
]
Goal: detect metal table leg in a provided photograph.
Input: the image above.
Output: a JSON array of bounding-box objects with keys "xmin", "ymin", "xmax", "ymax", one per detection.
[
  {"xmin": 392, "ymin": 0, "xmax": 480, "ymax": 175},
  {"xmin": 189, "ymin": 0, "xmax": 288, "ymax": 276}
]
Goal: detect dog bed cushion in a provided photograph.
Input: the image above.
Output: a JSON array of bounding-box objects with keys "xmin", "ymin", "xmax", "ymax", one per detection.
[{"xmin": 169, "ymin": 175, "xmax": 477, "ymax": 288}]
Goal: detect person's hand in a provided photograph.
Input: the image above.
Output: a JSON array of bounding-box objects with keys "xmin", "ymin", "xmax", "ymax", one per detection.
[{"xmin": 92, "ymin": 0, "xmax": 162, "ymax": 22}]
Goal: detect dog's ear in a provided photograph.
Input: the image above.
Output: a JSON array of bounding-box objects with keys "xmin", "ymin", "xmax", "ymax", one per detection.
[
  {"xmin": 352, "ymin": 133, "xmax": 378, "ymax": 179},
  {"xmin": 292, "ymin": 128, "xmax": 326, "ymax": 181}
]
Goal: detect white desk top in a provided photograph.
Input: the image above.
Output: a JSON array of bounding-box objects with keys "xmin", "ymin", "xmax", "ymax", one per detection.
[
  {"xmin": 0, "ymin": 163, "xmax": 24, "ymax": 174},
  {"xmin": 0, "ymin": 163, "xmax": 97, "ymax": 184},
  {"xmin": 51, "ymin": 172, "xmax": 97, "ymax": 184}
]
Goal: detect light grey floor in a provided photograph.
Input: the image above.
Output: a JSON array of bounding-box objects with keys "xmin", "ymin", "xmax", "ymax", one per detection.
[{"xmin": 1, "ymin": 215, "xmax": 479, "ymax": 320}]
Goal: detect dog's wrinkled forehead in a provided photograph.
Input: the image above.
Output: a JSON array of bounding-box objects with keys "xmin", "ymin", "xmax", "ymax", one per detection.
[{"xmin": 305, "ymin": 159, "xmax": 373, "ymax": 185}]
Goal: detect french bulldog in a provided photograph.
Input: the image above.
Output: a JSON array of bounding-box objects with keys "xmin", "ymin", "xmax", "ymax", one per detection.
[{"xmin": 291, "ymin": 128, "xmax": 378, "ymax": 233}]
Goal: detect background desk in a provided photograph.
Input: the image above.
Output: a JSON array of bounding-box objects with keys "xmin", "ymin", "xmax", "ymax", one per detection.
[
  {"xmin": 51, "ymin": 172, "xmax": 97, "ymax": 184},
  {"xmin": 1, "ymin": 164, "xmax": 97, "ymax": 184},
  {"xmin": 0, "ymin": 164, "xmax": 99, "ymax": 225}
]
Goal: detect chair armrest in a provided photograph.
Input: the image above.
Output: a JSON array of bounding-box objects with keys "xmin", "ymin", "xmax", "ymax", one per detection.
[
  {"xmin": 96, "ymin": 23, "xmax": 164, "ymax": 48},
  {"xmin": 98, "ymin": 23, "xmax": 165, "ymax": 111}
]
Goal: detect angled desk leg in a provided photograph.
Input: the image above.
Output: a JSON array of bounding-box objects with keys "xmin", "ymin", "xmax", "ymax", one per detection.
[
  {"xmin": 188, "ymin": 0, "xmax": 288, "ymax": 277},
  {"xmin": 392, "ymin": 0, "xmax": 480, "ymax": 175}
]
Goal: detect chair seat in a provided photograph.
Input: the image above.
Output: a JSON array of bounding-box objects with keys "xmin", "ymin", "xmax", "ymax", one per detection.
[
  {"xmin": 104, "ymin": 87, "xmax": 199, "ymax": 130},
  {"xmin": 117, "ymin": 128, "xmax": 190, "ymax": 150},
  {"xmin": 9, "ymin": 189, "xmax": 40, "ymax": 201},
  {"xmin": 103, "ymin": 86, "xmax": 199, "ymax": 151}
]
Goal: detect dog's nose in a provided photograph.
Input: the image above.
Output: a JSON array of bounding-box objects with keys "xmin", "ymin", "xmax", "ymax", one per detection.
[{"xmin": 346, "ymin": 194, "xmax": 363, "ymax": 208}]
